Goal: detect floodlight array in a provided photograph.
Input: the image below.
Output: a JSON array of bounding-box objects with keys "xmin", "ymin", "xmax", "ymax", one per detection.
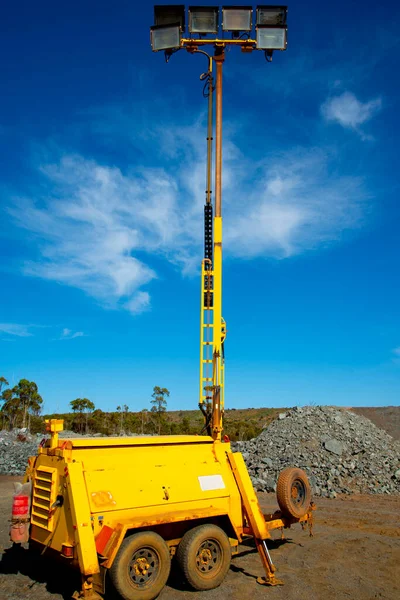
[{"xmin": 151, "ymin": 5, "xmax": 288, "ymax": 52}]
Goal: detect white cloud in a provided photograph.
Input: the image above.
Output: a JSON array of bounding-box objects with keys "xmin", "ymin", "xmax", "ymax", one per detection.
[
  {"xmin": 321, "ymin": 91, "xmax": 382, "ymax": 137},
  {"xmin": 0, "ymin": 323, "xmax": 34, "ymax": 337},
  {"xmin": 124, "ymin": 291, "xmax": 150, "ymax": 314},
  {"xmin": 8, "ymin": 124, "xmax": 370, "ymax": 314},
  {"xmin": 60, "ymin": 328, "xmax": 85, "ymax": 340}
]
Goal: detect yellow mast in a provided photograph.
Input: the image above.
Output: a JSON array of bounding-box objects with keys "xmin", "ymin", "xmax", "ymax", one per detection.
[{"xmin": 199, "ymin": 49, "xmax": 226, "ymax": 441}]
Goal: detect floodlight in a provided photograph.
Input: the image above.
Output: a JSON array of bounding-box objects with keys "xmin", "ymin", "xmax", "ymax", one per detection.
[
  {"xmin": 256, "ymin": 5, "xmax": 287, "ymax": 26},
  {"xmin": 189, "ymin": 6, "xmax": 219, "ymax": 34},
  {"xmin": 222, "ymin": 6, "xmax": 252, "ymax": 32},
  {"xmin": 154, "ymin": 5, "xmax": 185, "ymax": 31},
  {"xmin": 256, "ymin": 26, "xmax": 287, "ymax": 50},
  {"xmin": 151, "ymin": 24, "xmax": 181, "ymax": 52}
]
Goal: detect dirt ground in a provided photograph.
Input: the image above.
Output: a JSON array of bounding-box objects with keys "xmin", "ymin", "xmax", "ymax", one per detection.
[{"xmin": 0, "ymin": 476, "xmax": 399, "ymax": 600}]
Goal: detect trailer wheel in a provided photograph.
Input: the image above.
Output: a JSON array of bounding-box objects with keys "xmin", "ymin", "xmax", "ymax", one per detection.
[
  {"xmin": 176, "ymin": 524, "xmax": 231, "ymax": 591},
  {"xmin": 276, "ymin": 467, "xmax": 311, "ymax": 519},
  {"xmin": 109, "ymin": 531, "xmax": 171, "ymax": 600}
]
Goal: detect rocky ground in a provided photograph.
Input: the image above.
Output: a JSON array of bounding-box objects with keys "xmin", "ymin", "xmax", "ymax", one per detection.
[{"xmin": 235, "ymin": 406, "xmax": 400, "ymax": 497}]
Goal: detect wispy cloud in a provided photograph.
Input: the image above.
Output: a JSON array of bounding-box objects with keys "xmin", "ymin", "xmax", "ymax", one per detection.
[
  {"xmin": 7, "ymin": 117, "xmax": 371, "ymax": 314},
  {"xmin": 321, "ymin": 91, "xmax": 382, "ymax": 138},
  {"xmin": 0, "ymin": 323, "xmax": 34, "ymax": 337},
  {"xmin": 393, "ymin": 347, "xmax": 400, "ymax": 357},
  {"xmin": 60, "ymin": 328, "xmax": 85, "ymax": 340}
]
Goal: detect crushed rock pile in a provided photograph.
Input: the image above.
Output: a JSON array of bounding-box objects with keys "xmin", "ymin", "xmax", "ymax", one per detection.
[
  {"xmin": 235, "ymin": 406, "xmax": 400, "ymax": 497},
  {"xmin": 0, "ymin": 430, "xmax": 42, "ymax": 476},
  {"xmin": 0, "ymin": 429, "xmax": 86, "ymax": 475}
]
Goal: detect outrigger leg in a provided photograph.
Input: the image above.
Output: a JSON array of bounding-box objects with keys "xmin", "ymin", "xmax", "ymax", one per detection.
[{"xmin": 227, "ymin": 452, "xmax": 284, "ymax": 586}]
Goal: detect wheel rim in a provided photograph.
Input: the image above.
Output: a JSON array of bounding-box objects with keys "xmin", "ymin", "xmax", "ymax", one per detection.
[
  {"xmin": 129, "ymin": 547, "xmax": 160, "ymax": 589},
  {"xmin": 291, "ymin": 478, "xmax": 306, "ymax": 508},
  {"xmin": 195, "ymin": 539, "xmax": 222, "ymax": 578}
]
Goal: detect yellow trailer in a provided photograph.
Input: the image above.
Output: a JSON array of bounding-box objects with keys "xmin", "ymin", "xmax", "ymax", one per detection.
[{"xmin": 22, "ymin": 419, "xmax": 313, "ymax": 600}]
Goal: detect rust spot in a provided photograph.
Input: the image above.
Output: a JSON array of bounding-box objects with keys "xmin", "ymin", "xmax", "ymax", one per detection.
[{"xmin": 91, "ymin": 491, "xmax": 117, "ymax": 508}]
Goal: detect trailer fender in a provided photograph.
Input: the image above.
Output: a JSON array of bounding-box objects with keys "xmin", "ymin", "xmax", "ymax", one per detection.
[{"xmin": 98, "ymin": 523, "xmax": 127, "ymax": 569}]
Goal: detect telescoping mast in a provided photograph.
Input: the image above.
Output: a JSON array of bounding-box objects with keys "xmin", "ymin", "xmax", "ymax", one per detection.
[{"xmin": 151, "ymin": 4, "xmax": 288, "ymax": 439}]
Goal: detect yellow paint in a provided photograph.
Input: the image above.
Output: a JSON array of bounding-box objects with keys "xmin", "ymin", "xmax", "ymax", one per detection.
[
  {"xmin": 28, "ymin": 411, "xmax": 311, "ymax": 593},
  {"xmin": 27, "ymin": 420, "xmax": 252, "ymax": 579}
]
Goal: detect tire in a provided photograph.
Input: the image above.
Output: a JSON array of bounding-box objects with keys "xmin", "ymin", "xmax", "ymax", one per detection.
[
  {"xmin": 276, "ymin": 467, "xmax": 311, "ymax": 519},
  {"xmin": 109, "ymin": 531, "xmax": 171, "ymax": 600},
  {"xmin": 176, "ymin": 524, "xmax": 231, "ymax": 591}
]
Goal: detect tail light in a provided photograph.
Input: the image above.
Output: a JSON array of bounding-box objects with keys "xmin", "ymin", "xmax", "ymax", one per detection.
[{"xmin": 61, "ymin": 543, "xmax": 74, "ymax": 558}]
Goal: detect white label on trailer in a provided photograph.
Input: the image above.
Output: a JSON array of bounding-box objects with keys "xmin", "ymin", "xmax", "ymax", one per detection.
[{"xmin": 198, "ymin": 474, "xmax": 226, "ymax": 491}]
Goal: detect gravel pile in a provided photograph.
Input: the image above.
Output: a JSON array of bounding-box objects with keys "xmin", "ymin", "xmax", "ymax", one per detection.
[
  {"xmin": 235, "ymin": 406, "xmax": 400, "ymax": 497},
  {"xmin": 0, "ymin": 429, "xmax": 86, "ymax": 475},
  {"xmin": 0, "ymin": 430, "xmax": 42, "ymax": 476}
]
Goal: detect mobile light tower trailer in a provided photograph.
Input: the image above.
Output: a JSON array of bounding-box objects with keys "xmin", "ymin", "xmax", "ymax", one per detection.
[{"xmin": 12, "ymin": 5, "xmax": 315, "ymax": 600}]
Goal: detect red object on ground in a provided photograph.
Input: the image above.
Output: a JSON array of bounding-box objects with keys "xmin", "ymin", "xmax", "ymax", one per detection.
[{"xmin": 10, "ymin": 494, "xmax": 30, "ymax": 543}]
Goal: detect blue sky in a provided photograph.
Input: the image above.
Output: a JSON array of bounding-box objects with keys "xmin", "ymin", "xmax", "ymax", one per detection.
[{"xmin": 1, "ymin": 1, "xmax": 399, "ymax": 413}]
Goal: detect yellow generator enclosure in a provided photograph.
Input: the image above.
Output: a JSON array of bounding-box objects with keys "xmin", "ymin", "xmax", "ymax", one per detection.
[{"xmin": 24, "ymin": 422, "xmax": 313, "ymax": 600}]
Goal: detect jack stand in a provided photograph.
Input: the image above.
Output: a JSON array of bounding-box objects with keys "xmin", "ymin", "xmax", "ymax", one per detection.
[
  {"xmin": 72, "ymin": 576, "xmax": 103, "ymax": 600},
  {"xmin": 256, "ymin": 575, "xmax": 284, "ymax": 587}
]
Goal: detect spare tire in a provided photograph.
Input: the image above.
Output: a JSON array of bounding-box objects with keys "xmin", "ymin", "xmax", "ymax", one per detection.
[{"xmin": 276, "ymin": 467, "xmax": 311, "ymax": 519}]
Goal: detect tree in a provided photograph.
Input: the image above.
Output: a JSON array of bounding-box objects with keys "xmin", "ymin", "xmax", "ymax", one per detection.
[
  {"xmin": 70, "ymin": 398, "xmax": 95, "ymax": 433},
  {"xmin": 141, "ymin": 408, "xmax": 148, "ymax": 434},
  {"xmin": 11, "ymin": 379, "xmax": 43, "ymax": 429},
  {"xmin": 116, "ymin": 404, "xmax": 129, "ymax": 435},
  {"xmin": 0, "ymin": 377, "xmax": 9, "ymax": 429},
  {"xmin": 1, "ymin": 388, "xmax": 19, "ymax": 430},
  {"xmin": 0, "ymin": 376, "xmax": 8, "ymax": 395},
  {"xmin": 150, "ymin": 386, "xmax": 170, "ymax": 435}
]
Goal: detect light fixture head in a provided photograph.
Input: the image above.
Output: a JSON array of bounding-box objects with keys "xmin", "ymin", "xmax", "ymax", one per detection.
[
  {"xmin": 222, "ymin": 6, "xmax": 253, "ymax": 32},
  {"xmin": 154, "ymin": 5, "xmax": 186, "ymax": 31},
  {"xmin": 189, "ymin": 6, "xmax": 219, "ymax": 33},
  {"xmin": 256, "ymin": 5, "xmax": 287, "ymax": 26},
  {"xmin": 150, "ymin": 24, "xmax": 181, "ymax": 52},
  {"xmin": 256, "ymin": 25, "xmax": 287, "ymax": 50}
]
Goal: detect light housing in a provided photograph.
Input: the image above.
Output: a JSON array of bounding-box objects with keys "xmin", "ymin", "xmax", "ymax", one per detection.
[
  {"xmin": 256, "ymin": 5, "xmax": 287, "ymax": 26},
  {"xmin": 256, "ymin": 25, "xmax": 287, "ymax": 50},
  {"xmin": 61, "ymin": 543, "xmax": 74, "ymax": 559},
  {"xmin": 222, "ymin": 6, "xmax": 252, "ymax": 32},
  {"xmin": 189, "ymin": 6, "xmax": 219, "ymax": 33},
  {"xmin": 154, "ymin": 5, "xmax": 186, "ymax": 31},
  {"xmin": 150, "ymin": 24, "xmax": 181, "ymax": 52}
]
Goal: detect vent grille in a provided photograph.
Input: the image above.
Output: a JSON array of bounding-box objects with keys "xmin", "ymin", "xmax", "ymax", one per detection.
[{"xmin": 31, "ymin": 466, "xmax": 57, "ymax": 531}]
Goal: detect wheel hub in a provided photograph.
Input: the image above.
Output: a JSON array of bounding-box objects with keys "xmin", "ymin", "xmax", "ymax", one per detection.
[
  {"xmin": 195, "ymin": 540, "xmax": 220, "ymax": 574},
  {"xmin": 129, "ymin": 547, "xmax": 159, "ymax": 588},
  {"xmin": 291, "ymin": 479, "xmax": 306, "ymax": 506},
  {"xmin": 199, "ymin": 548, "xmax": 213, "ymax": 565},
  {"xmin": 133, "ymin": 557, "xmax": 150, "ymax": 576}
]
